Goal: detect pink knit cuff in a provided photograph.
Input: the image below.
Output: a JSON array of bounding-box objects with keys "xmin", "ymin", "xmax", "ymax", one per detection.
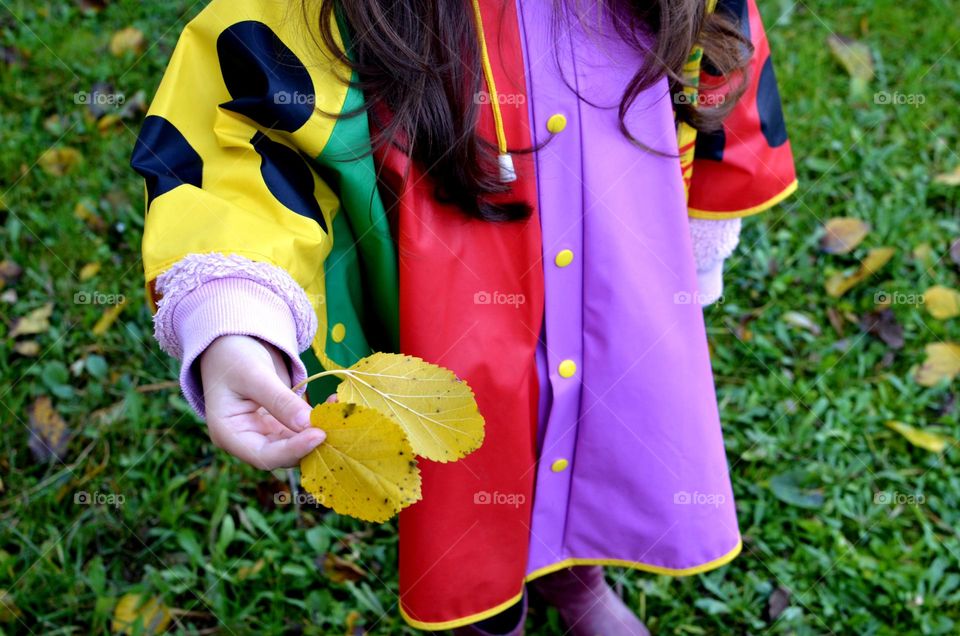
[
  {"xmin": 151, "ymin": 253, "xmax": 318, "ymax": 420},
  {"xmin": 170, "ymin": 277, "xmax": 309, "ymax": 419},
  {"xmin": 689, "ymin": 217, "xmax": 742, "ymax": 307},
  {"xmin": 153, "ymin": 252, "xmax": 318, "ymax": 360}
]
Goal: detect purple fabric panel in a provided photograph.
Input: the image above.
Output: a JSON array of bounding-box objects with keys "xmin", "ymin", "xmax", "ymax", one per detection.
[{"xmin": 519, "ymin": 0, "xmax": 741, "ymax": 576}]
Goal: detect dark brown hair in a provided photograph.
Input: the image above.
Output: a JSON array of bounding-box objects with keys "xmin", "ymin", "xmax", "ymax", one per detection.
[{"xmin": 311, "ymin": 0, "xmax": 752, "ymax": 221}]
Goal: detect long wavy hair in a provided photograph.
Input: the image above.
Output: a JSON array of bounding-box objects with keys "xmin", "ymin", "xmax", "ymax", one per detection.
[{"xmin": 310, "ymin": 0, "xmax": 751, "ymax": 221}]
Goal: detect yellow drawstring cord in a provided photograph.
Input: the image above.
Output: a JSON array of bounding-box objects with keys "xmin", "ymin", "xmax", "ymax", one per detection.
[{"xmin": 470, "ymin": 0, "xmax": 516, "ymax": 182}]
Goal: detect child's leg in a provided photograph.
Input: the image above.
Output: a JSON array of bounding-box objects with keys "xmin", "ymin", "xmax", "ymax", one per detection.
[
  {"xmin": 529, "ymin": 566, "xmax": 649, "ymax": 636},
  {"xmin": 451, "ymin": 592, "xmax": 527, "ymax": 636}
]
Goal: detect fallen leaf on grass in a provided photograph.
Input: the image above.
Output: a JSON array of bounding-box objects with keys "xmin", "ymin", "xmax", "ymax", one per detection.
[
  {"xmin": 236, "ymin": 559, "xmax": 266, "ymax": 581},
  {"xmin": 924, "ymin": 286, "xmax": 960, "ymax": 320},
  {"xmin": 9, "ymin": 303, "xmax": 53, "ymax": 338},
  {"xmin": 825, "ymin": 247, "xmax": 895, "ymax": 297},
  {"xmin": 79, "ymin": 262, "xmax": 101, "ymax": 281},
  {"xmin": 109, "ymin": 27, "xmax": 145, "ymax": 56},
  {"xmin": 74, "ymin": 201, "xmax": 106, "ymax": 232},
  {"xmin": 820, "ymin": 217, "xmax": 870, "ymax": 254},
  {"xmin": 336, "ymin": 353, "xmax": 485, "ymax": 462},
  {"xmin": 97, "ymin": 114, "xmax": 123, "ymax": 132},
  {"xmin": 764, "ymin": 586, "xmax": 791, "ymax": 623},
  {"xmin": 914, "ymin": 343, "xmax": 960, "ymax": 386},
  {"xmin": 0, "ymin": 261, "xmax": 22, "ymax": 289},
  {"xmin": 111, "ymin": 594, "xmax": 171, "ymax": 635},
  {"xmin": 826, "ymin": 307, "xmax": 846, "ymax": 336},
  {"xmin": 860, "ymin": 309, "xmax": 903, "ymax": 349},
  {"xmin": 301, "ymin": 403, "xmax": 421, "ymax": 523},
  {"xmin": 38, "ymin": 147, "xmax": 82, "ymax": 176},
  {"xmin": 27, "ymin": 397, "xmax": 71, "ymax": 462},
  {"xmin": 951, "ymin": 239, "xmax": 960, "ymax": 267},
  {"xmin": 92, "ymin": 298, "xmax": 126, "ymax": 336},
  {"xmin": 827, "ymin": 34, "xmax": 874, "ymax": 97},
  {"xmin": 912, "ymin": 243, "xmax": 936, "ymax": 267},
  {"xmin": 933, "ymin": 166, "xmax": 960, "ymax": 186},
  {"xmin": 885, "ymin": 421, "xmax": 955, "ymax": 453},
  {"xmin": 322, "ymin": 553, "xmax": 367, "ymax": 583},
  {"xmin": 781, "ymin": 311, "xmax": 821, "ymax": 335},
  {"xmin": 77, "ymin": 0, "xmax": 109, "ymax": 12},
  {"xmin": 13, "ymin": 341, "xmax": 40, "ymax": 357}
]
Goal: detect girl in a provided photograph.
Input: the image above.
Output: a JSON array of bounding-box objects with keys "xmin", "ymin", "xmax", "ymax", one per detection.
[{"xmin": 132, "ymin": 0, "xmax": 796, "ymax": 633}]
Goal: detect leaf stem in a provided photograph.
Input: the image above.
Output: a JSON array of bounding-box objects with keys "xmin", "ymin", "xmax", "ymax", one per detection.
[{"xmin": 291, "ymin": 369, "xmax": 350, "ymax": 393}]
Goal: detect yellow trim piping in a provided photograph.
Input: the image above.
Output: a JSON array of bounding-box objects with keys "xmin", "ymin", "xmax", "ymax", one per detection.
[
  {"xmin": 398, "ymin": 539, "xmax": 743, "ymax": 631},
  {"xmin": 400, "ymin": 587, "xmax": 526, "ymax": 631},
  {"xmin": 470, "ymin": 0, "xmax": 508, "ymax": 155},
  {"xmin": 688, "ymin": 178, "xmax": 798, "ymax": 220},
  {"xmin": 525, "ymin": 538, "xmax": 743, "ymax": 583}
]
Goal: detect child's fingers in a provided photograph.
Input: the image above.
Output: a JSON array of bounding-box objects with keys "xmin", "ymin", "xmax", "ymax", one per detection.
[
  {"xmin": 212, "ymin": 426, "xmax": 326, "ymax": 470},
  {"xmin": 241, "ymin": 369, "xmax": 313, "ymax": 433},
  {"xmin": 256, "ymin": 428, "xmax": 327, "ymax": 469},
  {"xmin": 325, "ymin": 393, "xmax": 338, "ymax": 403}
]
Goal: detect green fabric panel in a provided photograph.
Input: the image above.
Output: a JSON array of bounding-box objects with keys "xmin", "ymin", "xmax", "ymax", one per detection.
[
  {"xmin": 298, "ymin": 9, "xmax": 400, "ymax": 387},
  {"xmin": 321, "ymin": 208, "xmax": 373, "ymax": 366},
  {"xmin": 317, "ymin": 81, "xmax": 399, "ymax": 354}
]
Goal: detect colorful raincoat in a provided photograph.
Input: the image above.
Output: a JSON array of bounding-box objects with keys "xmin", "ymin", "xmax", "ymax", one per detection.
[{"xmin": 132, "ymin": 0, "xmax": 796, "ymax": 629}]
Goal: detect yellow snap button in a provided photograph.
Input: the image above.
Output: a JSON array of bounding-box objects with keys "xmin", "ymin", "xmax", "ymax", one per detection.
[
  {"xmin": 546, "ymin": 114, "xmax": 567, "ymax": 134},
  {"xmin": 554, "ymin": 249, "xmax": 574, "ymax": 268},
  {"xmin": 558, "ymin": 359, "xmax": 577, "ymax": 378},
  {"xmin": 551, "ymin": 458, "xmax": 569, "ymax": 473},
  {"xmin": 331, "ymin": 323, "xmax": 346, "ymax": 343}
]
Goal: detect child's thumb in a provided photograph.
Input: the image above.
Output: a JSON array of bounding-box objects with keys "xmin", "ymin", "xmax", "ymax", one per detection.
[{"xmin": 246, "ymin": 371, "xmax": 314, "ymax": 432}]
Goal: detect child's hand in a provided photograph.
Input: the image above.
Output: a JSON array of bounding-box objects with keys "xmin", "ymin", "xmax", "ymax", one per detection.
[{"xmin": 199, "ymin": 335, "xmax": 327, "ymax": 470}]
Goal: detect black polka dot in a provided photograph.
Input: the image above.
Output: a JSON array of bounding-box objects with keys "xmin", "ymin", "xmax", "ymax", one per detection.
[
  {"xmin": 251, "ymin": 131, "xmax": 328, "ymax": 232},
  {"xmin": 216, "ymin": 21, "xmax": 315, "ymax": 132},
  {"xmin": 756, "ymin": 56, "xmax": 788, "ymax": 148},
  {"xmin": 694, "ymin": 128, "xmax": 725, "ymax": 162},
  {"xmin": 131, "ymin": 115, "xmax": 203, "ymax": 207}
]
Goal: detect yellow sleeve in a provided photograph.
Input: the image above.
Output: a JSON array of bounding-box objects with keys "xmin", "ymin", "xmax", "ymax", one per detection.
[{"xmin": 131, "ymin": 0, "xmax": 350, "ymax": 314}]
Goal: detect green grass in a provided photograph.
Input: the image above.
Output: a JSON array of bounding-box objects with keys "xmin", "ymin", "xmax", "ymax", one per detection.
[{"xmin": 1, "ymin": 0, "xmax": 959, "ymax": 634}]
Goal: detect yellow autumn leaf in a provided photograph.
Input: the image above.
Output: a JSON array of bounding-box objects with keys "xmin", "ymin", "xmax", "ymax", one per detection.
[
  {"xmin": 914, "ymin": 342, "xmax": 960, "ymax": 387},
  {"xmin": 933, "ymin": 166, "xmax": 960, "ymax": 186},
  {"xmin": 924, "ymin": 286, "xmax": 960, "ymax": 320},
  {"xmin": 884, "ymin": 421, "xmax": 955, "ymax": 454},
  {"xmin": 335, "ymin": 352, "xmax": 485, "ymax": 462},
  {"xmin": 820, "ymin": 217, "xmax": 870, "ymax": 254},
  {"xmin": 109, "ymin": 27, "xmax": 145, "ymax": 56},
  {"xmin": 111, "ymin": 594, "xmax": 171, "ymax": 635},
  {"xmin": 38, "ymin": 147, "xmax": 82, "ymax": 176},
  {"xmin": 301, "ymin": 403, "xmax": 421, "ymax": 523},
  {"xmin": 74, "ymin": 201, "xmax": 106, "ymax": 231},
  {"xmin": 236, "ymin": 559, "xmax": 266, "ymax": 581},
  {"xmin": 79, "ymin": 262, "xmax": 101, "ymax": 281},
  {"xmin": 912, "ymin": 242, "xmax": 934, "ymax": 261},
  {"xmin": 9, "ymin": 302, "xmax": 53, "ymax": 338},
  {"xmin": 825, "ymin": 247, "xmax": 895, "ymax": 297},
  {"xmin": 13, "ymin": 341, "xmax": 40, "ymax": 357},
  {"xmin": 826, "ymin": 34, "xmax": 873, "ymax": 97},
  {"xmin": 92, "ymin": 298, "xmax": 127, "ymax": 336}
]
